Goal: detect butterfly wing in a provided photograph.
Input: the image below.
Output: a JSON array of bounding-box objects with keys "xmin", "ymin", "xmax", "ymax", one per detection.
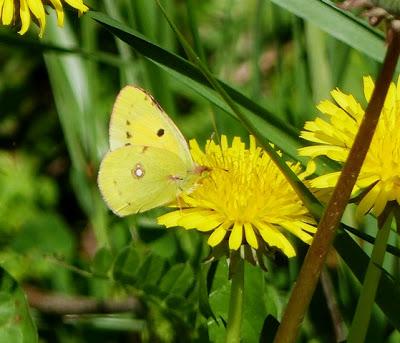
[
  {"xmin": 98, "ymin": 145, "xmax": 192, "ymax": 216},
  {"xmin": 109, "ymin": 86, "xmax": 194, "ymax": 169}
]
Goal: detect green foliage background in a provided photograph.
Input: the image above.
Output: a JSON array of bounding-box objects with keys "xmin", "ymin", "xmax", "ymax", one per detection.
[{"xmin": 0, "ymin": 0, "xmax": 399, "ymax": 342}]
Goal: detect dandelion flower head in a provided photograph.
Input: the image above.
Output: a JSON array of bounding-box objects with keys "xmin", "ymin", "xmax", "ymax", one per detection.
[
  {"xmin": 299, "ymin": 76, "xmax": 400, "ymax": 219},
  {"xmin": 0, "ymin": 0, "xmax": 89, "ymax": 37},
  {"xmin": 158, "ymin": 135, "xmax": 317, "ymax": 258}
]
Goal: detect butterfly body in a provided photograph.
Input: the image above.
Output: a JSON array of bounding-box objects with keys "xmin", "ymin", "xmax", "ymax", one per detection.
[{"xmin": 98, "ymin": 86, "xmax": 200, "ymax": 216}]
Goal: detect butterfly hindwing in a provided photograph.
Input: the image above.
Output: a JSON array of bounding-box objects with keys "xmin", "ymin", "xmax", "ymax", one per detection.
[
  {"xmin": 98, "ymin": 145, "xmax": 190, "ymax": 216},
  {"xmin": 109, "ymin": 86, "xmax": 194, "ymax": 168}
]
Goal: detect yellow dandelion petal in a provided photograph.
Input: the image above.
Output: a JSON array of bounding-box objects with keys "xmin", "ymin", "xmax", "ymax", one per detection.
[
  {"xmin": 302, "ymin": 76, "xmax": 400, "ymax": 218},
  {"xmin": 208, "ymin": 222, "xmax": 231, "ymax": 247},
  {"xmin": 1, "ymin": 0, "xmax": 88, "ymax": 36},
  {"xmin": 257, "ymin": 221, "xmax": 296, "ymax": 258},
  {"xmin": 300, "ymin": 131, "xmax": 326, "ymax": 145},
  {"xmin": 280, "ymin": 222, "xmax": 314, "ymax": 244},
  {"xmin": 331, "ymin": 89, "xmax": 363, "ymax": 123},
  {"xmin": 249, "ymin": 135, "xmax": 257, "ymax": 151},
  {"xmin": 384, "ymin": 83, "xmax": 396, "ymax": 111},
  {"xmin": 2, "ymin": 0, "xmax": 13, "ymax": 25},
  {"xmin": 299, "ymin": 222, "xmax": 318, "ymax": 233},
  {"xmin": 49, "ymin": 0, "xmax": 64, "ymax": 26},
  {"xmin": 356, "ymin": 185, "xmax": 381, "ymax": 219},
  {"xmin": 298, "ymin": 145, "xmax": 348, "ymax": 162},
  {"xmin": 357, "ymin": 174, "xmax": 380, "ymax": 188},
  {"xmin": 18, "ymin": 0, "xmax": 31, "ymax": 35},
  {"xmin": 177, "ymin": 211, "xmax": 224, "ymax": 232},
  {"xmin": 363, "ymin": 76, "xmax": 374, "ymax": 102},
  {"xmin": 244, "ymin": 223, "xmax": 258, "ymax": 249},
  {"xmin": 298, "ymin": 161, "xmax": 316, "ymax": 180},
  {"xmin": 27, "ymin": 0, "xmax": 46, "ymax": 37},
  {"xmin": 157, "ymin": 210, "xmax": 184, "ymax": 228},
  {"xmin": 157, "ymin": 208, "xmax": 200, "ymax": 228},
  {"xmin": 189, "ymin": 139, "xmax": 203, "ymax": 157},
  {"xmin": 317, "ymin": 99, "xmax": 340, "ymax": 115},
  {"xmin": 374, "ymin": 185, "xmax": 389, "ymax": 216},
  {"xmin": 64, "ymin": 0, "xmax": 89, "ymax": 14},
  {"xmin": 310, "ymin": 172, "xmax": 341, "ymax": 189},
  {"xmin": 158, "ymin": 135, "xmax": 315, "ymax": 257},
  {"xmin": 229, "ymin": 222, "xmax": 243, "ymax": 250},
  {"xmin": 220, "ymin": 135, "xmax": 228, "ymax": 150}
]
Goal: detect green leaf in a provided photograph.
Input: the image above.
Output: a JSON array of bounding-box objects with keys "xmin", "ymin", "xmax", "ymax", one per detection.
[
  {"xmin": 198, "ymin": 263, "xmax": 216, "ymax": 321},
  {"xmin": 0, "ymin": 268, "xmax": 37, "ymax": 343},
  {"xmin": 241, "ymin": 264, "xmax": 268, "ymax": 343},
  {"xmin": 160, "ymin": 264, "xmax": 194, "ymax": 297},
  {"xmin": 208, "ymin": 260, "xmax": 230, "ymax": 343},
  {"xmin": 113, "ymin": 245, "xmax": 141, "ymax": 285},
  {"xmin": 135, "ymin": 254, "xmax": 165, "ymax": 287},
  {"xmin": 91, "ymin": 247, "xmax": 114, "ymax": 277},
  {"xmin": 270, "ymin": 0, "xmax": 385, "ymax": 63}
]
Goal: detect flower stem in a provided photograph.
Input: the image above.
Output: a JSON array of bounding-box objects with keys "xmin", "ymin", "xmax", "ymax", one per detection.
[
  {"xmin": 347, "ymin": 206, "xmax": 393, "ymax": 343},
  {"xmin": 273, "ymin": 29, "xmax": 400, "ymax": 343},
  {"xmin": 225, "ymin": 257, "xmax": 244, "ymax": 343}
]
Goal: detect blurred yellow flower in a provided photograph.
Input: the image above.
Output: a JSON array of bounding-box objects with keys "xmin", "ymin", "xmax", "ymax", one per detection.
[
  {"xmin": 158, "ymin": 135, "xmax": 316, "ymax": 258},
  {"xmin": 299, "ymin": 76, "xmax": 400, "ymax": 219},
  {"xmin": 0, "ymin": 0, "xmax": 89, "ymax": 37}
]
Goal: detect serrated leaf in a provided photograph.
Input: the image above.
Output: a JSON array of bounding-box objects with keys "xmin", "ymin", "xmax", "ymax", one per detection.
[
  {"xmin": 164, "ymin": 294, "xmax": 191, "ymax": 311},
  {"xmin": 91, "ymin": 247, "xmax": 113, "ymax": 277},
  {"xmin": 135, "ymin": 254, "xmax": 165, "ymax": 287},
  {"xmin": 113, "ymin": 245, "xmax": 141, "ymax": 285},
  {"xmin": 160, "ymin": 264, "xmax": 194, "ymax": 297}
]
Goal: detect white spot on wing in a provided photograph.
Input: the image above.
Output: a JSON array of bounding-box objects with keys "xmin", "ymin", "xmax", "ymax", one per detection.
[{"xmin": 132, "ymin": 163, "xmax": 145, "ymax": 179}]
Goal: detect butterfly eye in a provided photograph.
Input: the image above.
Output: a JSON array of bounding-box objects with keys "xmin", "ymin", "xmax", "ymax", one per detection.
[
  {"xmin": 132, "ymin": 163, "xmax": 145, "ymax": 179},
  {"xmin": 157, "ymin": 129, "xmax": 165, "ymax": 137}
]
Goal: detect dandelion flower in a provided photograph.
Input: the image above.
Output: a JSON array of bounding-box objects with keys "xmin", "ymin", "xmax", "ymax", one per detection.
[
  {"xmin": 158, "ymin": 135, "xmax": 316, "ymax": 258},
  {"xmin": 0, "ymin": 0, "xmax": 89, "ymax": 37},
  {"xmin": 299, "ymin": 76, "xmax": 400, "ymax": 219}
]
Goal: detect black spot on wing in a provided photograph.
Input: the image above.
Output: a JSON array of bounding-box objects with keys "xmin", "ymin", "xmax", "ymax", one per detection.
[
  {"xmin": 126, "ymin": 131, "xmax": 132, "ymax": 139},
  {"xmin": 157, "ymin": 128, "xmax": 165, "ymax": 137},
  {"xmin": 126, "ymin": 120, "xmax": 131, "ymax": 125}
]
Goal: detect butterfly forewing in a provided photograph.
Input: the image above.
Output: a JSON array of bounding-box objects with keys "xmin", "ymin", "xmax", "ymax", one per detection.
[
  {"xmin": 109, "ymin": 86, "xmax": 194, "ymax": 169},
  {"xmin": 98, "ymin": 145, "xmax": 191, "ymax": 216}
]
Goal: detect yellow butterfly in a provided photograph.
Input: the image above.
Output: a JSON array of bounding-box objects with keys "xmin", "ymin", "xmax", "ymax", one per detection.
[{"xmin": 98, "ymin": 86, "xmax": 204, "ymax": 216}]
